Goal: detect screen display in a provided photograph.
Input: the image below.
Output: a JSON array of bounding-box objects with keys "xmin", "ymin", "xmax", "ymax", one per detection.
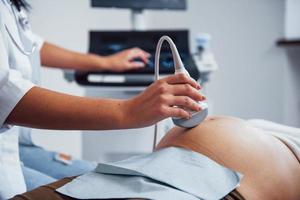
[{"xmin": 89, "ymin": 30, "xmax": 190, "ymax": 74}]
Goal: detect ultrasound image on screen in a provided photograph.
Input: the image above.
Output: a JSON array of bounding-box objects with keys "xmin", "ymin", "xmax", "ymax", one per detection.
[{"xmin": 89, "ymin": 30, "xmax": 189, "ymax": 74}]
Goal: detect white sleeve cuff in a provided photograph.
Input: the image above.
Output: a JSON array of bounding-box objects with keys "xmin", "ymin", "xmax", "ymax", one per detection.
[
  {"xmin": 32, "ymin": 33, "xmax": 44, "ymax": 51},
  {"xmin": 0, "ymin": 71, "xmax": 35, "ymax": 128}
]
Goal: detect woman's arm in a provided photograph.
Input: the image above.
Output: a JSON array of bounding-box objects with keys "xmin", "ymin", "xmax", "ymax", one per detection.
[
  {"xmin": 6, "ymin": 86, "xmax": 127, "ymax": 130},
  {"xmin": 40, "ymin": 42, "xmax": 150, "ymax": 72},
  {"xmin": 5, "ymin": 74, "xmax": 204, "ymax": 130}
]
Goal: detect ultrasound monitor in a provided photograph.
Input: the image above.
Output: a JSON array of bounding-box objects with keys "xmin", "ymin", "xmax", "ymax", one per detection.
[
  {"xmin": 75, "ymin": 30, "xmax": 200, "ymax": 86},
  {"xmin": 91, "ymin": 0, "xmax": 187, "ymax": 10}
]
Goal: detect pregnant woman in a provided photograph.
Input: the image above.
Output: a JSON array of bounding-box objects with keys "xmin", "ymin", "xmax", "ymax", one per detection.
[
  {"xmin": 2, "ymin": 0, "xmax": 299, "ymax": 199},
  {"xmin": 12, "ymin": 116, "xmax": 300, "ymax": 200}
]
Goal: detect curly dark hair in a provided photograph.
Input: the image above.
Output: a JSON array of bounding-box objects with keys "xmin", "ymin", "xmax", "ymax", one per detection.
[{"xmin": 11, "ymin": 0, "xmax": 30, "ymax": 11}]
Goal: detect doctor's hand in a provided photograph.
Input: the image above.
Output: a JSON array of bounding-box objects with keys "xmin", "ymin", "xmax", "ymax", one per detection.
[
  {"xmin": 123, "ymin": 73, "xmax": 205, "ymax": 128},
  {"xmin": 102, "ymin": 47, "xmax": 151, "ymax": 72}
]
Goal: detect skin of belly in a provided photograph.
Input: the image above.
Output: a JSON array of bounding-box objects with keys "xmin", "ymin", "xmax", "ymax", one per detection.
[{"xmin": 156, "ymin": 116, "xmax": 300, "ymax": 200}]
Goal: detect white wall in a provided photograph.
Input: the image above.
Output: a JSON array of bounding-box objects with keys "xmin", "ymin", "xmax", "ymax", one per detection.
[
  {"xmin": 285, "ymin": 0, "xmax": 300, "ymax": 39},
  {"xmin": 283, "ymin": 0, "xmax": 300, "ymax": 127},
  {"xmin": 283, "ymin": 49, "xmax": 300, "ymax": 127},
  {"xmin": 146, "ymin": 0, "xmax": 286, "ymax": 122},
  {"xmin": 28, "ymin": 0, "xmax": 287, "ymax": 159}
]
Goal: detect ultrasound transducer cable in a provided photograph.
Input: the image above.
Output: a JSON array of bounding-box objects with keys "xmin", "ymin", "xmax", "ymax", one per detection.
[{"xmin": 152, "ymin": 36, "xmax": 208, "ymax": 151}]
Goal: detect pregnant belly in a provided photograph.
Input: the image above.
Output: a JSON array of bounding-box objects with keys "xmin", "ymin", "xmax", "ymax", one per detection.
[{"xmin": 157, "ymin": 116, "xmax": 300, "ymax": 200}]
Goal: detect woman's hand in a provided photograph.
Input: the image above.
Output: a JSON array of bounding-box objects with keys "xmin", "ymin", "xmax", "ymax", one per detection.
[
  {"xmin": 122, "ymin": 73, "xmax": 205, "ymax": 128},
  {"xmin": 102, "ymin": 47, "xmax": 151, "ymax": 72}
]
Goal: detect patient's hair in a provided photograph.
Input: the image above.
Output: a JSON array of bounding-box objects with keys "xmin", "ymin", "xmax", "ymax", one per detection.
[{"xmin": 11, "ymin": 0, "xmax": 30, "ymax": 11}]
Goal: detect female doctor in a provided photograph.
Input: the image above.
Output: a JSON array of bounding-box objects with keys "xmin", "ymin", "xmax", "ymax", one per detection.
[{"xmin": 0, "ymin": 0, "xmax": 204, "ymax": 198}]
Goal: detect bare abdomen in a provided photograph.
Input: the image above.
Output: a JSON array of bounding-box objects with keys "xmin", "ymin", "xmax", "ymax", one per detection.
[{"xmin": 157, "ymin": 116, "xmax": 300, "ymax": 200}]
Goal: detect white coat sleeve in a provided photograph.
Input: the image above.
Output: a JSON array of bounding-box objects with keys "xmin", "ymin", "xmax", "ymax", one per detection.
[{"xmin": 0, "ymin": 29, "xmax": 35, "ymax": 130}]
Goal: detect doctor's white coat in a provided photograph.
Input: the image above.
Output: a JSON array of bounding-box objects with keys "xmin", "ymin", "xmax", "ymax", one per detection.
[{"xmin": 0, "ymin": 0, "xmax": 44, "ymax": 198}]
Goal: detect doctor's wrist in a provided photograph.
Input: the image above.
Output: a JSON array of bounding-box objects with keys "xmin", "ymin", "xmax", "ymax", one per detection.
[
  {"xmin": 119, "ymin": 99, "xmax": 137, "ymax": 129},
  {"xmin": 87, "ymin": 54, "xmax": 110, "ymax": 71}
]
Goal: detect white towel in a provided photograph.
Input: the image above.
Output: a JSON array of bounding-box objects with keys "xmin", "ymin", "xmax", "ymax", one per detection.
[{"xmin": 57, "ymin": 147, "xmax": 242, "ymax": 200}]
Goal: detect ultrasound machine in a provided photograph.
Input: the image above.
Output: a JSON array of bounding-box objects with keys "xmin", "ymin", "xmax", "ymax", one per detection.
[
  {"xmin": 68, "ymin": 0, "xmax": 204, "ymax": 163},
  {"xmin": 75, "ymin": 30, "xmax": 200, "ymax": 87}
]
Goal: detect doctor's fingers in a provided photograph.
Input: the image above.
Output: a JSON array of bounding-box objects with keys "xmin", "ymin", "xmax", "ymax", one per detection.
[
  {"xmin": 163, "ymin": 106, "xmax": 190, "ymax": 119},
  {"xmin": 153, "ymin": 78, "xmax": 201, "ymax": 102},
  {"xmin": 164, "ymin": 73, "xmax": 201, "ymax": 90},
  {"xmin": 170, "ymin": 84, "xmax": 205, "ymax": 102},
  {"xmin": 168, "ymin": 96, "xmax": 201, "ymax": 112},
  {"xmin": 125, "ymin": 61, "xmax": 145, "ymax": 69},
  {"xmin": 128, "ymin": 47, "xmax": 151, "ymax": 63}
]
